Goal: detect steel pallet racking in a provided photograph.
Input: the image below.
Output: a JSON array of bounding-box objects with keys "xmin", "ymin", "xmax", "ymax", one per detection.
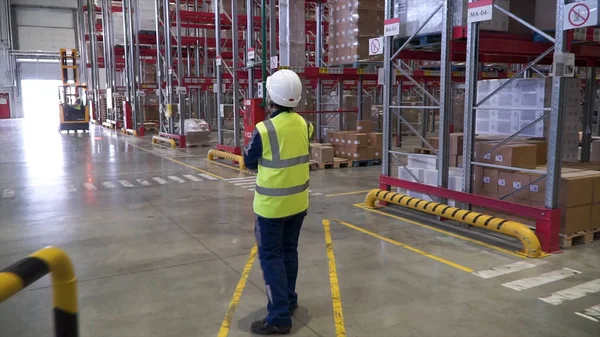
[{"xmin": 378, "ymin": 0, "xmax": 600, "ymax": 253}]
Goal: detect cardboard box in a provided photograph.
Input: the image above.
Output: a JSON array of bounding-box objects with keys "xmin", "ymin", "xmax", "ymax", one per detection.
[
  {"xmin": 373, "ymin": 146, "xmax": 381, "ymax": 160},
  {"xmin": 472, "ymin": 166, "xmax": 484, "ymax": 194},
  {"xmin": 426, "ymin": 133, "xmax": 463, "ymax": 155},
  {"xmin": 592, "ymin": 204, "xmax": 600, "ymax": 230},
  {"xmin": 356, "ymin": 120, "xmax": 373, "ymax": 133},
  {"xmin": 493, "ymin": 144, "xmax": 538, "ymax": 169},
  {"xmin": 345, "ymin": 145, "xmax": 369, "ymax": 161},
  {"xmin": 367, "ymin": 132, "xmax": 383, "ymax": 147},
  {"xmin": 529, "ymin": 174, "xmax": 547, "ymax": 203},
  {"xmin": 345, "ymin": 133, "xmax": 368, "ymax": 147},
  {"xmin": 333, "ymin": 145, "xmax": 345, "ymax": 159},
  {"xmin": 594, "ymin": 175, "xmax": 600, "ymax": 204},
  {"xmin": 524, "ymin": 140, "xmax": 548, "ymax": 165},
  {"xmin": 560, "ymin": 172, "xmax": 596, "ymax": 208},
  {"xmin": 367, "ymin": 146, "xmax": 376, "ymax": 160},
  {"xmin": 186, "ymin": 130, "xmax": 211, "ymax": 146},
  {"xmin": 498, "ymin": 172, "xmax": 531, "ymax": 201},
  {"xmin": 450, "ymin": 133, "xmax": 464, "ymax": 155},
  {"xmin": 449, "ymin": 155, "xmax": 463, "ymax": 168},
  {"xmin": 328, "ymin": 132, "xmax": 339, "ymax": 145},
  {"xmin": 427, "ymin": 136, "xmax": 439, "ymax": 150},
  {"xmin": 476, "ymin": 142, "xmax": 496, "ymax": 164},
  {"xmin": 312, "ymin": 146, "xmax": 334, "ymax": 163},
  {"xmin": 561, "ymin": 205, "xmax": 592, "ymax": 234},
  {"xmin": 332, "ymin": 131, "xmax": 352, "ymax": 145},
  {"xmin": 592, "ymin": 140, "xmax": 600, "ymax": 162},
  {"xmin": 482, "ymin": 168, "xmax": 499, "ymax": 194}
]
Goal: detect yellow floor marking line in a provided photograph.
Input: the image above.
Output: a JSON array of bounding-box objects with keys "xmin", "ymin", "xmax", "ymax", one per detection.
[
  {"xmin": 333, "ymin": 219, "xmax": 474, "ymax": 273},
  {"xmin": 217, "ymin": 244, "xmax": 258, "ymax": 337},
  {"xmin": 353, "ymin": 203, "xmax": 526, "ymax": 259},
  {"xmin": 325, "ymin": 190, "xmax": 373, "ymax": 197},
  {"xmin": 322, "ymin": 220, "xmax": 347, "ymax": 337},
  {"xmin": 128, "ymin": 143, "xmax": 225, "ymax": 180}
]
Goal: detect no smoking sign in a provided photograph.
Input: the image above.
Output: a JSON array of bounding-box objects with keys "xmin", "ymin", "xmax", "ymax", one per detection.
[
  {"xmin": 369, "ymin": 37, "xmax": 383, "ymax": 56},
  {"xmin": 564, "ymin": 0, "xmax": 598, "ymax": 30}
]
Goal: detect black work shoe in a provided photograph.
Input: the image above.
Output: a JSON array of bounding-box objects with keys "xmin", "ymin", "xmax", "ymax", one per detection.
[
  {"xmin": 251, "ymin": 319, "xmax": 291, "ymax": 335},
  {"xmin": 290, "ymin": 303, "xmax": 298, "ymax": 314}
]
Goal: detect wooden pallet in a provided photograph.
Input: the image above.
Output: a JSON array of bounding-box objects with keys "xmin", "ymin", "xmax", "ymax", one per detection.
[
  {"xmin": 413, "ymin": 147, "xmax": 434, "ymax": 155},
  {"xmin": 351, "ymin": 159, "xmax": 381, "ymax": 168},
  {"xmin": 560, "ymin": 228, "xmax": 600, "ymax": 248},
  {"xmin": 310, "ymin": 157, "xmax": 349, "ymax": 170}
]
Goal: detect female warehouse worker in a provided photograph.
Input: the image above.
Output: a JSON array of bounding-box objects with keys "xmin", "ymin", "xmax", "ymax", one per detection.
[{"xmin": 243, "ymin": 69, "xmax": 314, "ymax": 335}]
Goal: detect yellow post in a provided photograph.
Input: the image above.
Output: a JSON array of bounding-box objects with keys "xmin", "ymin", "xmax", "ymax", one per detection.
[
  {"xmin": 364, "ymin": 189, "xmax": 545, "ymax": 258},
  {"xmin": 0, "ymin": 246, "xmax": 78, "ymax": 336}
]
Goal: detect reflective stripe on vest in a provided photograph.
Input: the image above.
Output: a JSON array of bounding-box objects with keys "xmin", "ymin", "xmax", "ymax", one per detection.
[
  {"xmin": 255, "ymin": 179, "xmax": 310, "ymax": 196},
  {"xmin": 258, "ymin": 119, "xmax": 310, "ymax": 169}
]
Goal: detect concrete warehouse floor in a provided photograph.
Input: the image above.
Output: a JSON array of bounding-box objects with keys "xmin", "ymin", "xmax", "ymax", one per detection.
[{"xmin": 0, "ymin": 118, "xmax": 599, "ymax": 337}]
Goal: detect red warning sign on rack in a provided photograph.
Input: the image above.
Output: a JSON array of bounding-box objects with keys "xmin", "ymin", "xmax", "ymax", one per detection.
[
  {"xmin": 564, "ymin": 0, "xmax": 598, "ymax": 30},
  {"xmin": 369, "ymin": 37, "xmax": 383, "ymax": 56}
]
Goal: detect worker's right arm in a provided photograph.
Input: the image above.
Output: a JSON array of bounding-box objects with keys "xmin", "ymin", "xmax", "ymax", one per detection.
[{"xmin": 243, "ymin": 129, "xmax": 262, "ymax": 170}]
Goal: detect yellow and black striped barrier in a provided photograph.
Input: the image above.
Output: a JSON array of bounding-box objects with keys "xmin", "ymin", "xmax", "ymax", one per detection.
[
  {"xmin": 152, "ymin": 135, "xmax": 176, "ymax": 148},
  {"xmin": 364, "ymin": 189, "xmax": 545, "ymax": 258},
  {"xmin": 0, "ymin": 247, "xmax": 78, "ymax": 337},
  {"xmin": 207, "ymin": 149, "xmax": 246, "ymax": 171}
]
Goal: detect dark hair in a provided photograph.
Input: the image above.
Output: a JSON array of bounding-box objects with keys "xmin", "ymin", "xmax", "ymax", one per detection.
[{"xmin": 270, "ymin": 101, "xmax": 293, "ymax": 112}]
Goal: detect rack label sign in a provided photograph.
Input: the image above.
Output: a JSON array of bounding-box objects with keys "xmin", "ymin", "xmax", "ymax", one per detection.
[
  {"xmin": 369, "ymin": 37, "xmax": 383, "ymax": 55},
  {"xmin": 564, "ymin": 0, "xmax": 598, "ymax": 30},
  {"xmin": 270, "ymin": 56, "xmax": 278, "ymax": 69},
  {"xmin": 384, "ymin": 18, "xmax": 400, "ymax": 37},
  {"xmin": 468, "ymin": 0, "xmax": 494, "ymax": 24},
  {"xmin": 216, "ymin": 56, "xmax": 222, "ymax": 66},
  {"xmin": 248, "ymin": 48, "xmax": 255, "ymax": 60}
]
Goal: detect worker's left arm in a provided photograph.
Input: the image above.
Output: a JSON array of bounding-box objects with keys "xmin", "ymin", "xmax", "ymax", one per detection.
[{"xmin": 243, "ymin": 129, "xmax": 262, "ymax": 171}]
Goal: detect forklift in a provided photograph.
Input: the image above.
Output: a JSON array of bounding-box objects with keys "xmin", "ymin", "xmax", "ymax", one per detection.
[{"xmin": 58, "ymin": 48, "xmax": 89, "ymax": 132}]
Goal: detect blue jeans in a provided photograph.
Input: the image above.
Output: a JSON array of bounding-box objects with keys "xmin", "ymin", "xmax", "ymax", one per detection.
[{"xmin": 255, "ymin": 211, "xmax": 306, "ymax": 326}]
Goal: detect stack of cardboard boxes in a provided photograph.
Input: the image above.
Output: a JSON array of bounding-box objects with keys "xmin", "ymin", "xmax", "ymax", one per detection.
[
  {"xmin": 472, "ymin": 165, "xmax": 600, "ymax": 235},
  {"xmin": 427, "ymin": 133, "xmax": 464, "ymax": 167},
  {"xmin": 329, "ymin": 0, "xmax": 384, "ymax": 65},
  {"xmin": 329, "ymin": 121, "xmax": 383, "ymax": 162}
]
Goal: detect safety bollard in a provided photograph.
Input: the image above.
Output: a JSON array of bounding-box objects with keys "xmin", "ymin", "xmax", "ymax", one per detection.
[
  {"xmin": 0, "ymin": 246, "xmax": 78, "ymax": 337},
  {"xmin": 207, "ymin": 149, "xmax": 246, "ymax": 171}
]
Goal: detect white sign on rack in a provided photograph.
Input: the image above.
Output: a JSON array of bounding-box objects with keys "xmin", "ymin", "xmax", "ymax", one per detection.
[
  {"xmin": 248, "ymin": 48, "xmax": 255, "ymax": 60},
  {"xmin": 270, "ymin": 56, "xmax": 278, "ymax": 69},
  {"xmin": 257, "ymin": 82, "xmax": 264, "ymax": 98},
  {"xmin": 377, "ymin": 67, "xmax": 397, "ymax": 85},
  {"xmin": 553, "ymin": 52, "xmax": 576, "ymax": 78},
  {"xmin": 176, "ymin": 86, "xmax": 187, "ymax": 95},
  {"xmin": 468, "ymin": 0, "xmax": 494, "ymax": 24},
  {"xmin": 384, "ymin": 18, "xmax": 400, "ymax": 37},
  {"xmin": 369, "ymin": 37, "xmax": 384, "ymax": 56},
  {"xmin": 564, "ymin": 0, "xmax": 598, "ymax": 30},
  {"xmin": 215, "ymin": 56, "xmax": 222, "ymax": 66}
]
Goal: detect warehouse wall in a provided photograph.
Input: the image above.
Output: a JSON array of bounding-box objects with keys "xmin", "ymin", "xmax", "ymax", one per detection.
[
  {"xmin": 5, "ymin": 0, "xmax": 78, "ymax": 118},
  {"xmin": 11, "ymin": 0, "xmax": 76, "ymax": 7},
  {"xmin": 13, "ymin": 3, "xmax": 77, "ymax": 51}
]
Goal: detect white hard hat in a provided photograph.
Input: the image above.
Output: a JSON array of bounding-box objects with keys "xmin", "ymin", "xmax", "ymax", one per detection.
[{"xmin": 266, "ymin": 69, "xmax": 302, "ymax": 108}]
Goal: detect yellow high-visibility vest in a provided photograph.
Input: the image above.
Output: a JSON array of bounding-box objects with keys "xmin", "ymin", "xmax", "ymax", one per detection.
[{"xmin": 254, "ymin": 111, "xmax": 314, "ymax": 218}]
